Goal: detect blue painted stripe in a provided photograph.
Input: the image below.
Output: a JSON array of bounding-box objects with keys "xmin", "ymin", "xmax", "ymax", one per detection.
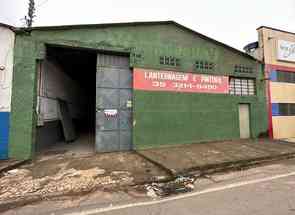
[
  {"xmin": 0, "ymin": 112, "xmax": 9, "ymax": 160},
  {"xmin": 272, "ymin": 103, "xmax": 279, "ymax": 116},
  {"xmin": 270, "ymin": 70, "xmax": 277, "ymax": 81}
]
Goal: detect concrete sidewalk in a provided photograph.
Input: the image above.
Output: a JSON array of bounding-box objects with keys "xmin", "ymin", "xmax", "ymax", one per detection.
[{"xmin": 138, "ymin": 139, "xmax": 295, "ymax": 175}]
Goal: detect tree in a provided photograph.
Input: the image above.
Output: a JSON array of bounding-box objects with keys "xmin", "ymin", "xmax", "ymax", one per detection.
[{"xmin": 24, "ymin": 0, "xmax": 36, "ymax": 27}]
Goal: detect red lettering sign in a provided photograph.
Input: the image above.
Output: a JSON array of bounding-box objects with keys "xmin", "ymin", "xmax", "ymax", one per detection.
[{"xmin": 133, "ymin": 68, "xmax": 229, "ymax": 94}]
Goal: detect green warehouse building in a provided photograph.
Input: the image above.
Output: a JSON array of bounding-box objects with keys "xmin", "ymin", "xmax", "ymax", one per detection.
[{"xmin": 9, "ymin": 21, "xmax": 268, "ymax": 160}]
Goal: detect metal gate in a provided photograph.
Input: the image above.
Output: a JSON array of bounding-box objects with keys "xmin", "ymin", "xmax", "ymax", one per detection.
[{"xmin": 95, "ymin": 54, "xmax": 133, "ymax": 152}]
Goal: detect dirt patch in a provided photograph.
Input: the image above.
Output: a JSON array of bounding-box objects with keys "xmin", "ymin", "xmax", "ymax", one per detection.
[
  {"xmin": 40, "ymin": 150, "xmax": 68, "ymax": 156},
  {"xmin": 0, "ymin": 151, "xmax": 169, "ymax": 212},
  {"xmin": 66, "ymin": 152, "xmax": 168, "ymax": 183},
  {"xmin": 26, "ymin": 159, "xmax": 67, "ymax": 178}
]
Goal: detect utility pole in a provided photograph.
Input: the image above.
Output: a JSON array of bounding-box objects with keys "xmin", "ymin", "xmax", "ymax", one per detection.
[{"xmin": 24, "ymin": 0, "xmax": 36, "ymax": 27}]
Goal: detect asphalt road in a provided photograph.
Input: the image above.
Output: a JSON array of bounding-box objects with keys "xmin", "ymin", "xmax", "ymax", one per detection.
[
  {"xmin": 72, "ymin": 159, "xmax": 295, "ymax": 215},
  {"xmin": 5, "ymin": 158, "xmax": 295, "ymax": 215}
]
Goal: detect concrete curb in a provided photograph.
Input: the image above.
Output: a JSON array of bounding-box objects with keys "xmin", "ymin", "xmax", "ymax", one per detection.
[
  {"xmin": 0, "ymin": 188, "xmax": 99, "ymax": 213},
  {"xmin": 0, "ymin": 195, "xmax": 41, "ymax": 213},
  {"xmin": 180, "ymin": 152, "xmax": 295, "ymax": 177},
  {"xmin": 0, "ymin": 159, "xmax": 28, "ymax": 175},
  {"xmin": 135, "ymin": 151, "xmax": 175, "ymax": 177}
]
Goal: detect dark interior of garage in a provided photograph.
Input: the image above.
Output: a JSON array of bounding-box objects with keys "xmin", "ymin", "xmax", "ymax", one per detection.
[{"xmin": 36, "ymin": 46, "xmax": 97, "ymax": 155}]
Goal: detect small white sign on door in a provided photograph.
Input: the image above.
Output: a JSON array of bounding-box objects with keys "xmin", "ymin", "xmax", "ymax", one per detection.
[{"xmin": 104, "ymin": 109, "xmax": 118, "ymax": 117}]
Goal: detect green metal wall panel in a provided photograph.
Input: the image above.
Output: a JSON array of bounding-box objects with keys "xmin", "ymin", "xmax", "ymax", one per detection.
[{"xmin": 10, "ymin": 23, "xmax": 267, "ymax": 159}]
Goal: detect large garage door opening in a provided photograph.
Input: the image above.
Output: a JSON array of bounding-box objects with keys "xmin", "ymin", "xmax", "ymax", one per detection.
[{"xmin": 36, "ymin": 46, "xmax": 96, "ymax": 156}]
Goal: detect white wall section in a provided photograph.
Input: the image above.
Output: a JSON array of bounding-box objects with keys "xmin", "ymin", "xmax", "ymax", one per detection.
[
  {"xmin": 38, "ymin": 59, "xmax": 86, "ymax": 123},
  {"xmin": 0, "ymin": 26, "xmax": 14, "ymax": 112}
]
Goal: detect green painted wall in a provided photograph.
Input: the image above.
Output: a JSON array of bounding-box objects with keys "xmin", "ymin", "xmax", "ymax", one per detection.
[
  {"xmin": 10, "ymin": 23, "xmax": 267, "ymax": 159},
  {"xmin": 9, "ymin": 37, "xmax": 38, "ymax": 159},
  {"xmin": 134, "ymin": 92, "xmax": 266, "ymax": 149}
]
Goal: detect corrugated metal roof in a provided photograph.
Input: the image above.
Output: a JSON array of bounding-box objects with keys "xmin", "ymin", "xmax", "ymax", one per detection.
[{"xmin": 20, "ymin": 20, "xmax": 256, "ymax": 61}]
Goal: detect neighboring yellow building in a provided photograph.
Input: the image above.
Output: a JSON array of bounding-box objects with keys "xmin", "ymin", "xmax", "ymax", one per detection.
[{"xmin": 245, "ymin": 26, "xmax": 295, "ymax": 139}]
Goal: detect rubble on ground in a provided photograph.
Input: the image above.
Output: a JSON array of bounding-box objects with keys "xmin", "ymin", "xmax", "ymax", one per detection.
[
  {"xmin": 0, "ymin": 167, "xmax": 134, "ymax": 202},
  {"xmin": 0, "ymin": 166, "xmax": 195, "ymax": 203},
  {"xmin": 145, "ymin": 175, "xmax": 196, "ymax": 198}
]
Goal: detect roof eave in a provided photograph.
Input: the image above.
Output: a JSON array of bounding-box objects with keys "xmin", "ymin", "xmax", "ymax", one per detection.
[
  {"xmin": 18, "ymin": 20, "xmax": 258, "ymax": 62},
  {"xmin": 0, "ymin": 22, "xmax": 16, "ymax": 31},
  {"xmin": 257, "ymin": 26, "xmax": 295, "ymax": 36}
]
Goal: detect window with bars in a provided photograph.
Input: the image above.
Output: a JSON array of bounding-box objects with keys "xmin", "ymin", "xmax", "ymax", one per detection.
[
  {"xmin": 277, "ymin": 70, "xmax": 295, "ymax": 83},
  {"xmin": 229, "ymin": 77, "xmax": 255, "ymax": 96},
  {"xmin": 278, "ymin": 103, "xmax": 295, "ymax": 116},
  {"xmin": 159, "ymin": 56, "xmax": 180, "ymax": 67},
  {"xmin": 234, "ymin": 65, "xmax": 254, "ymax": 74},
  {"xmin": 195, "ymin": 60, "xmax": 215, "ymax": 71}
]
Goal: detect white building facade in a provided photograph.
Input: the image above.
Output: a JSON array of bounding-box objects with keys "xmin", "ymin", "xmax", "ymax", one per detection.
[{"xmin": 0, "ymin": 23, "xmax": 15, "ymax": 159}]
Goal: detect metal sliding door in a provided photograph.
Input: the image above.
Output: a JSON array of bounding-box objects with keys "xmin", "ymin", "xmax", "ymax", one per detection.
[{"xmin": 95, "ymin": 54, "xmax": 133, "ymax": 152}]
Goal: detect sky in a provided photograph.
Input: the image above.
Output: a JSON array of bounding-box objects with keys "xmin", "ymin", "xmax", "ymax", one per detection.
[{"xmin": 1, "ymin": 0, "xmax": 295, "ymax": 50}]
